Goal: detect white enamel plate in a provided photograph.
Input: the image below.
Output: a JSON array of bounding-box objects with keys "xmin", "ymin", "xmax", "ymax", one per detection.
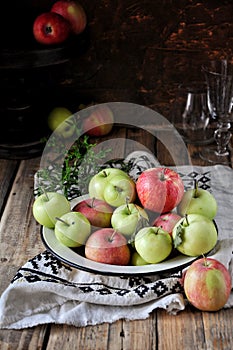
[{"xmin": 41, "ymin": 195, "xmax": 199, "ymax": 276}]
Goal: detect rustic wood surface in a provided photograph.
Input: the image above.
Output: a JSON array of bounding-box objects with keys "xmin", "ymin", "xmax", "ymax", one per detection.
[{"xmin": 0, "ymin": 125, "xmax": 233, "ymax": 350}]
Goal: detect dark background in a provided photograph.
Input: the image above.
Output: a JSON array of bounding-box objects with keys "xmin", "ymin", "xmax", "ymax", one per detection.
[{"xmin": 0, "ymin": 0, "xmax": 232, "ymax": 146}]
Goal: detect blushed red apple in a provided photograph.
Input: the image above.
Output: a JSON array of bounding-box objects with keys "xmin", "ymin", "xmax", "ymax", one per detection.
[
  {"xmin": 82, "ymin": 105, "xmax": 114, "ymax": 137},
  {"xmin": 153, "ymin": 212, "xmax": 182, "ymax": 236},
  {"xmin": 33, "ymin": 12, "xmax": 71, "ymax": 45},
  {"xmin": 184, "ymin": 257, "xmax": 232, "ymax": 311},
  {"xmin": 51, "ymin": 0, "xmax": 87, "ymax": 35},
  {"xmin": 136, "ymin": 167, "xmax": 184, "ymax": 214},
  {"xmin": 85, "ymin": 228, "xmax": 131, "ymax": 265},
  {"xmin": 73, "ymin": 197, "xmax": 113, "ymax": 228}
]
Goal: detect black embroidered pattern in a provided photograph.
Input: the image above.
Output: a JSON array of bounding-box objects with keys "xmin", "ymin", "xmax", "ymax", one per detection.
[
  {"xmin": 179, "ymin": 171, "xmax": 211, "ymax": 191},
  {"xmin": 29, "ymin": 251, "xmax": 72, "ymax": 274},
  {"xmin": 134, "ymin": 284, "xmax": 149, "ymax": 298},
  {"xmin": 151, "ymin": 281, "xmax": 169, "ymax": 297},
  {"xmin": 120, "ymin": 276, "xmax": 152, "ymax": 287},
  {"xmin": 11, "ymin": 252, "xmax": 183, "ymax": 301}
]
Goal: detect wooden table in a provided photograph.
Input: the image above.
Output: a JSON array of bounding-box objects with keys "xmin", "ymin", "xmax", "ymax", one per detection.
[{"xmin": 0, "ymin": 123, "xmax": 233, "ymax": 350}]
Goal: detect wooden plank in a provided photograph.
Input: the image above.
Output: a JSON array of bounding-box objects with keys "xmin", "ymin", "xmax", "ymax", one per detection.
[
  {"xmin": 0, "ymin": 326, "xmax": 48, "ymax": 350},
  {"xmin": 157, "ymin": 307, "xmax": 207, "ymax": 350},
  {"xmin": 126, "ymin": 127, "xmax": 156, "ymax": 157},
  {"xmin": 0, "ymin": 157, "xmax": 44, "ymax": 295},
  {"xmin": 46, "ymin": 321, "xmax": 123, "ymax": 350},
  {"xmin": 0, "ymin": 157, "xmax": 51, "ymax": 350},
  {"xmin": 121, "ymin": 317, "xmax": 157, "ymax": 350},
  {"xmin": 202, "ymin": 308, "xmax": 233, "ymax": 350},
  {"xmin": 0, "ymin": 159, "xmax": 19, "ymax": 215},
  {"xmin": 90, "ymin": 126, "xmax": 127, "ymax": 162}
]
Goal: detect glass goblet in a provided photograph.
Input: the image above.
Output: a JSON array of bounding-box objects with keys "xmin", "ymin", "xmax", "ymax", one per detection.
[{"xmin": 199, "ymin": 60, "xmax": 233, "ymax": 165}]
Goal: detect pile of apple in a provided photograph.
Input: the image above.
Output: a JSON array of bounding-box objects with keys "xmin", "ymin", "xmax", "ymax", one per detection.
[
  {"xmin": 33, "ymin": 166, "xmax": 232, "ymax": 311},
  {"xmin": 33, "ymin": 0, "xmax": 86, "ymax": 45},
  {"xmin": 33, "ymin": 166, "xmax": 219, "ymax": 266}
]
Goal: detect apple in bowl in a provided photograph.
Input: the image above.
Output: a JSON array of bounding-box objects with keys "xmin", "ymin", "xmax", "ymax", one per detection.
[
  {"xmin": 134, "ymin": 226, "xmax": 173, "ymax": 264},
  {"xmin": 55, "ymin": 211, "xmax": 91, "ymax": 247},
  {"xmin": 136, "ymin": 167, "xmax": 184, "ymax": 214},
  {"xmin": 111, "ymin": 202, "xmax": 149, "ymax": 238},
  {"xmin": 88, "ymin": 168, "xmax": 136, "ymax": 207},
  {"xmin": 172, "ymin": 214, "xmax": 218, "ymax": 257},
  {"xmin": 33, "ymin": 191, "xmax": 71, "ymax": 228},
  {"xmin": 178, "ymin": 180, "xmax": 218, "ymax": 220},
  {"xmin": 85, "ymin": 228, "xmax": 131, "ymax": 265},
  {"xmin": 153, "ymin": 212, "xmax": 182, "ymax": 236},
  {"xmin": 73, "ymin": 197, "xmax": 113, "ymax": 228}
]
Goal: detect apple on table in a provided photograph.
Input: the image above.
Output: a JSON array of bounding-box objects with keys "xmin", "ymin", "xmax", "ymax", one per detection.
[
  {"xmin": 85, "ymin": 228, "xmax": 131, "ymax": 265},
  {"xmin": 33, "ymin": 12, "xmax": 71, "ymax": 45},
  {"xmin": 183, "ymin": 257, "xmax": 232, "ymax": 311}
]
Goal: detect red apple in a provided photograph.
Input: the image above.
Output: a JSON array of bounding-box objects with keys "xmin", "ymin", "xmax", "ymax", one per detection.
[
  {"xmin": 184, "ymin": 257, "xmax": 232, "ymax": 311},
  {"xmin": 153, "ymin": 212, "xmax": 182, "ymax": 236},
  {"xmin": 33, "ymin": 12, "xmax": 70, "ymax": 45},
  {"xmin": 136, "ymin": 167, "xmax": 184, "ymax": 214},
  {"xmin": 51, "ymin": 0, "xmax": 87, "ymax": 35},
  {"xmin": 85, "ymin": 228, "xmax": 131, "ymax": 265},
  {"xmin": 82, "ymin": 105, "xmax": 114, "ymax": 136},
  {"xmin": 73, "ymin": 197, "xmax": 113, "ymax": 228}
]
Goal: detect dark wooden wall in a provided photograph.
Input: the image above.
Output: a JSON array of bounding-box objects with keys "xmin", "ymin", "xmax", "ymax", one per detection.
[
  {"xmin": 60, "ymin": 0, "xmax": 233, "ymax": 118},
  {"xmin": 1, "ymin": 0, "xmax": 233, "ymax": 147}
]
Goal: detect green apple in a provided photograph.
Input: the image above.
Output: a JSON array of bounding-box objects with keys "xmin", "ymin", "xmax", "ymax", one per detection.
[
  {"xmin": 47, "ymin": 107, "xmax": 72, "ymax": 131},
  {"xmin": 54, "ymin": 211, "xmax": 91, "ymax": 247},
  {"xmin": 135, "ymin": 226, "xmax": 173, "ymax": 264},
  {"xmin": 172, "ymin": 214, "xmax": 218, "ymax": 256},
  {"xmin": 111, "ymin": 203, "xmax": 149, "ymax": 238},
  {"xmin": 103, "ymin": 175, "xmax": 136, "ymax": 207},
  {"xmin": 88, "ymin": 168, "xmax": 136, "ymax": 206},
  {"xmin": 33, "ymin": 191, "xmax": 71, "ymax": 228},
  {"xmin": 178, "ymin": 181, "xmax": 217, "ymax": 220},
  {"xmin": 131, "ymin": 251, "xmax": 150, "ymax": 266}
]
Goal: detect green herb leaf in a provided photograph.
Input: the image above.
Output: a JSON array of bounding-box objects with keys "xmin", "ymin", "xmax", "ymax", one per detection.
[{"xmin": 173, "ymin": 224, "xmax": 184, "ymax": 248}]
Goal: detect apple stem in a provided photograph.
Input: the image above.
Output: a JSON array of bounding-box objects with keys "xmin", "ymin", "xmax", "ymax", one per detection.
[
  {"xmin": 91, "ymin": 197, "xmax": 95, "ymax": 208},
  {"xmin": 55, "ymin": 217, "xmax": 70, "ymax": 227},
  {"xmin": 42, "ymin": 187, "xmax": 49, "ymax": 201},
  {"xmin": 109, "ymin": 230, "xmax": 116, "ymax": 242},
  {"xmin": 159, "ymin": 168, "xmax": 166, "ymax": 181},
  {"xmin": 202, "ymin": 254, "xmax": 209, "ymax": 267},
  {"xmin": 194, "ymin": 179, "xmax": 198, "ymax": 198},
  {"xmin": 185, "ymin": 214, "xmax": 189, "ymax": 226},
  {"xmin": 125, "ymin": 196, "xmax": 131, "ymax": 214}
]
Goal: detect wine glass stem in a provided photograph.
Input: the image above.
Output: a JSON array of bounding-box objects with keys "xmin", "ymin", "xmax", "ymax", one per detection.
[{"xmin": 214, "ymin": 123, "xmax": 232, "ymax": 156}]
